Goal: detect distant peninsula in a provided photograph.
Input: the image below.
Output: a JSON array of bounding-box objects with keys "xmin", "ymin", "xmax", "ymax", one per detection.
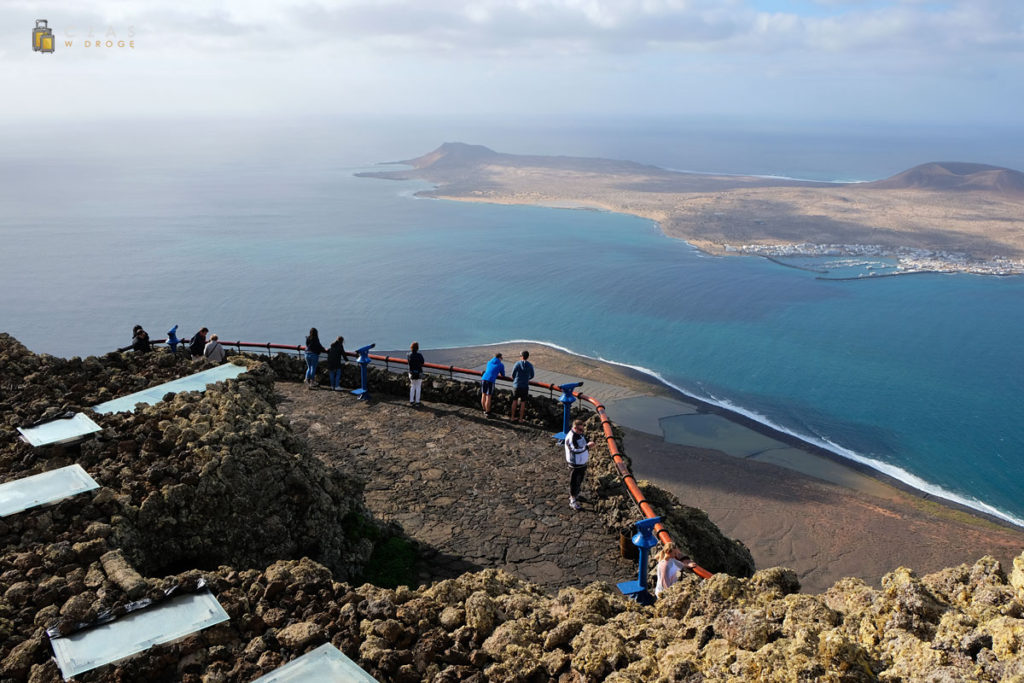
[{"xmin": 358, "ymin": 143, "xmax": 1024, "ymax": 275}]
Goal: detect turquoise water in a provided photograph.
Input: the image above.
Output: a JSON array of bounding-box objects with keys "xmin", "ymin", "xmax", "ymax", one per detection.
[{"xmin": 1, "ymin": 119, "xmax": 1022, "ymax": 526}]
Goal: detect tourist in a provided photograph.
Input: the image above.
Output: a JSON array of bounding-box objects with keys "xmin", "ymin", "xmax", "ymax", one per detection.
[
  {"xmin": 304, "ymin": 327, "xmax": 327, "ymax": 388},
  {"xmin": 654, "ymin": 542, "xmax": 698, "ymax": 598},
  {"xmin": 480, "ymin": 352, "xmax": 504, "ymax": 416},
  {"xmin": 564, "ymin": 419, "xmax": 594, "ymax": 511},
  {"xmin": 326, "ymin": 336, "xmax": 347, "ymax": 391},
  {"xmin": 510, "ymin": 350, "xmax": 534, "ymax": 423},
  {"xmin": 204, "ymin": 334, "xmax": 226, "ymax": 363},
  {"xmin": 131, "ymin": 325, "xmax": 151, "ymax": 353},
  {"xmin": 189, "ymin": 327, "xmax": 208, "ymax": 359},
  {"xmin": 407, "ymin": 341, "xmax": 425, "ymax": 406}
]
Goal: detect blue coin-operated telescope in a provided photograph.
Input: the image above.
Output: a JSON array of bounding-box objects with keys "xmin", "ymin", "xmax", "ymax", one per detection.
[
  {"xmin": 166, "ymin": 325, "xmax": 180, "ymax": 352},
  {"xmin": 552, "ymin": 381, "xmax": 584, "ymax": 441},
  {"xmin": 617, "ymin": 516, "xmax": 662, "ymax": 605},
  {"xmin": 351, "ymin": 343, "xmax": 376, "ymax": 401}
]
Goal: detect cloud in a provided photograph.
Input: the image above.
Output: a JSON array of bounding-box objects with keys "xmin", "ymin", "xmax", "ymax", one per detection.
[
  {"xmin": 3, "ymin": 0, "xmax": 1023, "ymax": 124},
  {"xmin": 267, "ymin": 0, "xmax": 1024, "ymax": 61}
]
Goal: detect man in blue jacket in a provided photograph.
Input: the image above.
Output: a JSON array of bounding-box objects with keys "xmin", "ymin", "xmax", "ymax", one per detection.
[{"xmin": 480, "ymin": 352, "xmax": 505, "ymax": 417}]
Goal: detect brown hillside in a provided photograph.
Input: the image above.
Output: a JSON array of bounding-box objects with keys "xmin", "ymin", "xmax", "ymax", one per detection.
[
  {"xmin": 867, "ymin": 161, "xmax": 1024, "ymax": 194},
  {"xmin": 399, "ymin": 142, "xmax": 500, "ymax": 169}
]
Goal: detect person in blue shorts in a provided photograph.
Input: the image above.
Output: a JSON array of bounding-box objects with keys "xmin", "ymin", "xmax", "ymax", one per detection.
[{"xmin": 480, "ymin": 352, "xmax": 504, "ymax": 416}]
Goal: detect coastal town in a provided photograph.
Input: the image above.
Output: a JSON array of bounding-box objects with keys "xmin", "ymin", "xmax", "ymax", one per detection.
[{"xmin": 725, "ymin": 242, "xmax": 1024, "ymax": 276}]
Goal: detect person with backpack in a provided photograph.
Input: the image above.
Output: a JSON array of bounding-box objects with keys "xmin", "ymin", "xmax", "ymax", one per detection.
[{"xmin": 204, "ymin": 334, "xmax": 227, "ymax": 363}]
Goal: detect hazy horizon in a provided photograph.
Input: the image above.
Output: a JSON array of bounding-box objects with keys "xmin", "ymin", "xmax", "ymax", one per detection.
[{"xmin": 4, "ymin": 115, "xmax": 1024, "ymax": 185}]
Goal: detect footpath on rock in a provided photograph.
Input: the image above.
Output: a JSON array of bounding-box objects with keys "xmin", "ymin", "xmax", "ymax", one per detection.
[{"xmin": 280, "ymin": 381, "xmax": 641, "ymax": 590}]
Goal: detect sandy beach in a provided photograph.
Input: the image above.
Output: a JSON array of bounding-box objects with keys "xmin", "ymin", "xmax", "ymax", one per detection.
[{"xmin": 411, "ymin": 341, "xmax": 1024, "ymax": 594}]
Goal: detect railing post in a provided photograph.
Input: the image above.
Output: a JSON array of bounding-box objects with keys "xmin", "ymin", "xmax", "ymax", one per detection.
[
  {"xmin": 552, "ymin": 381, "xmax": 584, "ymax": 441},
  {"xmin": 617, "ymin": 516, "xmax": 661, "ymax": 605},
  {"xmin": 351, "ymin": 344, "xmax": 376, "ymax": 401}
]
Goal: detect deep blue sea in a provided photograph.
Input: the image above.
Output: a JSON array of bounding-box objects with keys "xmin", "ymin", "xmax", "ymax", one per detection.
[{"xmin": 2, "ymin": 117, "xmax": 1022, "ymax": 526}]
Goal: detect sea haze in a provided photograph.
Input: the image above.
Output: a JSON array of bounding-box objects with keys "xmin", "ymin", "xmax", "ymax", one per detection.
[{"xmin": 2, "ymin": 117, "xmax": 1022, "ymax": 526}]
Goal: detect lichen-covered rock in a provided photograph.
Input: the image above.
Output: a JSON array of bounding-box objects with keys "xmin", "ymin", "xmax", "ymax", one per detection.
[
  {"xmin": 713, "ymin": 607, "xmax": 769, "ymax": 650},
  {"xmin": 275, "ymin": 621, "xmax": 325, "ymax": 650},
  {"xmin": 1, "ymin": 335, "xmax": 1024, "ymax": 682},
  {"xmin": 571, "ymin": 623, "xmax": 631, "ymax": 679},
  {"xmin": 100, "ymin": 549, "xmax": 148, "ymax": 599},
  {"xmin": 0, "ymin": 636, "xmax": 42, "ymax": 680},
  {"xmin": 104, "ymin": 367, "xmax": 376, "ymax": 582},
  {"xmin": 464, "ymin": 591, "xmax": 499, "ymax": 638}
]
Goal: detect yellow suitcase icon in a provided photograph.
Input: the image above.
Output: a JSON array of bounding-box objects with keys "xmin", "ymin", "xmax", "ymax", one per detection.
[{"xmin": 33, "ymin": 20, "xmax": 54, "ymax": 53}]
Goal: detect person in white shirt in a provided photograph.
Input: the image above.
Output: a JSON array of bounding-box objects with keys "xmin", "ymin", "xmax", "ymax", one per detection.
[
  {"xmin": 655, "ymin": 542, "xmax": 697, "ymax": 598},
  {"xmin": 564, "ymin": 419, "xmax": 594, "ymax": 511}
]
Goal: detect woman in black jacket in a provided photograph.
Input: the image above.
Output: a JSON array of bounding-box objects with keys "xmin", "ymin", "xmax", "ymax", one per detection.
[
  {"xmin": 304, "ymin": 327, "xmax": 327, "ymax": 388},
  {"xmin": 189, "ymin": 327, "xmax": 208, "ymax": 358},
  {"xmin": 131, "ymin": 325, "xmax": 151, "ymax": 353}
]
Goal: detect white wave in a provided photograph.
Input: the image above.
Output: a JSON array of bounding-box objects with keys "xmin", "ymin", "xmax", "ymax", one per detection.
[
  {"xmin": 700, "ymin": 395, "xmax": 1024, "ymax": 529},
  {"xmin": 661, "ymin": 166, "xmax": 871, "ymax": 184},
  {"xmin": 464, "ymin": 338, "xmax": 1024, "ymax": 529}
]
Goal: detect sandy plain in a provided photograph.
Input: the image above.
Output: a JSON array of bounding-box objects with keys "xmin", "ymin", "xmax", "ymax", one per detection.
[{"xmin": 360, "ymin": 144, "xmax": 1024, "ymax": 273}]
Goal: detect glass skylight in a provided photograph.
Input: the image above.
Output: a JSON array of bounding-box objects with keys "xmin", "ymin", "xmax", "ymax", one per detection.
[
  {"xmin": 0, "ymin": 464, "xmax": 99, "ymax": 517},
  {"xmin": 252, "ymin": 643, "xmax": 379, "ymax": 682},
  {"xmin": 17, "ymin": 412, "xmax": 102, "ymax": 447},
  {"xmin": 49, "ymin": 589, "xmax": 229, "ymax": 680},
  {"xmin": 93, "ymin": 363, "xmax": 247, "ymax": 414}
]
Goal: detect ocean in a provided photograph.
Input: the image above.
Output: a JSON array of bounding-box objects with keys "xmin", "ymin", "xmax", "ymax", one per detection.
[{"xmin": 2, "ymin": 117, "xmax": 1022, "ymax": 526}]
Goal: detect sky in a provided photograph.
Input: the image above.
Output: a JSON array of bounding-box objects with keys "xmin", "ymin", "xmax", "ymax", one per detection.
[{"xmin": 3, "ymin": 0, "xmax": 1023, "ymax": 127}]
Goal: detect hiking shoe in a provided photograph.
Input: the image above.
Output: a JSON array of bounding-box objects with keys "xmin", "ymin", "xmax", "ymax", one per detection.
[{"xmin": 569, "ymin": 498, "xmax": 582, "ymax": 511}]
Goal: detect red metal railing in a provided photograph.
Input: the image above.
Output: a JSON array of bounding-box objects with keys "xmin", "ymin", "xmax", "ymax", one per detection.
[{"xmin": 160, "ymin": 338, "xmax": 713, "ymax": 580}]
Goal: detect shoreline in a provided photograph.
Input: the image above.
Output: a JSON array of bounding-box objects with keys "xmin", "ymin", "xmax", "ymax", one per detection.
[
  {"xmin": 379, "ymin": 171, "xmax": 1024, "ymax": 277},
  {"xmin": 358, "ymin": 143, "xmax": 1024, "ymax": 276},
  {"xmin": 420, "ymin": 188, "xmax": 1024, "ymax": 277},
  {"xmin": 419, "ymin": 338, "xmax": 1024, "ymax": 533}
]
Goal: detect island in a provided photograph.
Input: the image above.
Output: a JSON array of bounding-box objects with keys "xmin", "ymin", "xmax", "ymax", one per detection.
[{"xmin": 358, "ymin": 143, "xmax": 1024, "ymax": 276}]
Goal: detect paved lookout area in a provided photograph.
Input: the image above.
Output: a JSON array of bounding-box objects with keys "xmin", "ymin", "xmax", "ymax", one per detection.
[{"xmin": 277, "ymin": 381, "xmax": 637, "ymax": 590}]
